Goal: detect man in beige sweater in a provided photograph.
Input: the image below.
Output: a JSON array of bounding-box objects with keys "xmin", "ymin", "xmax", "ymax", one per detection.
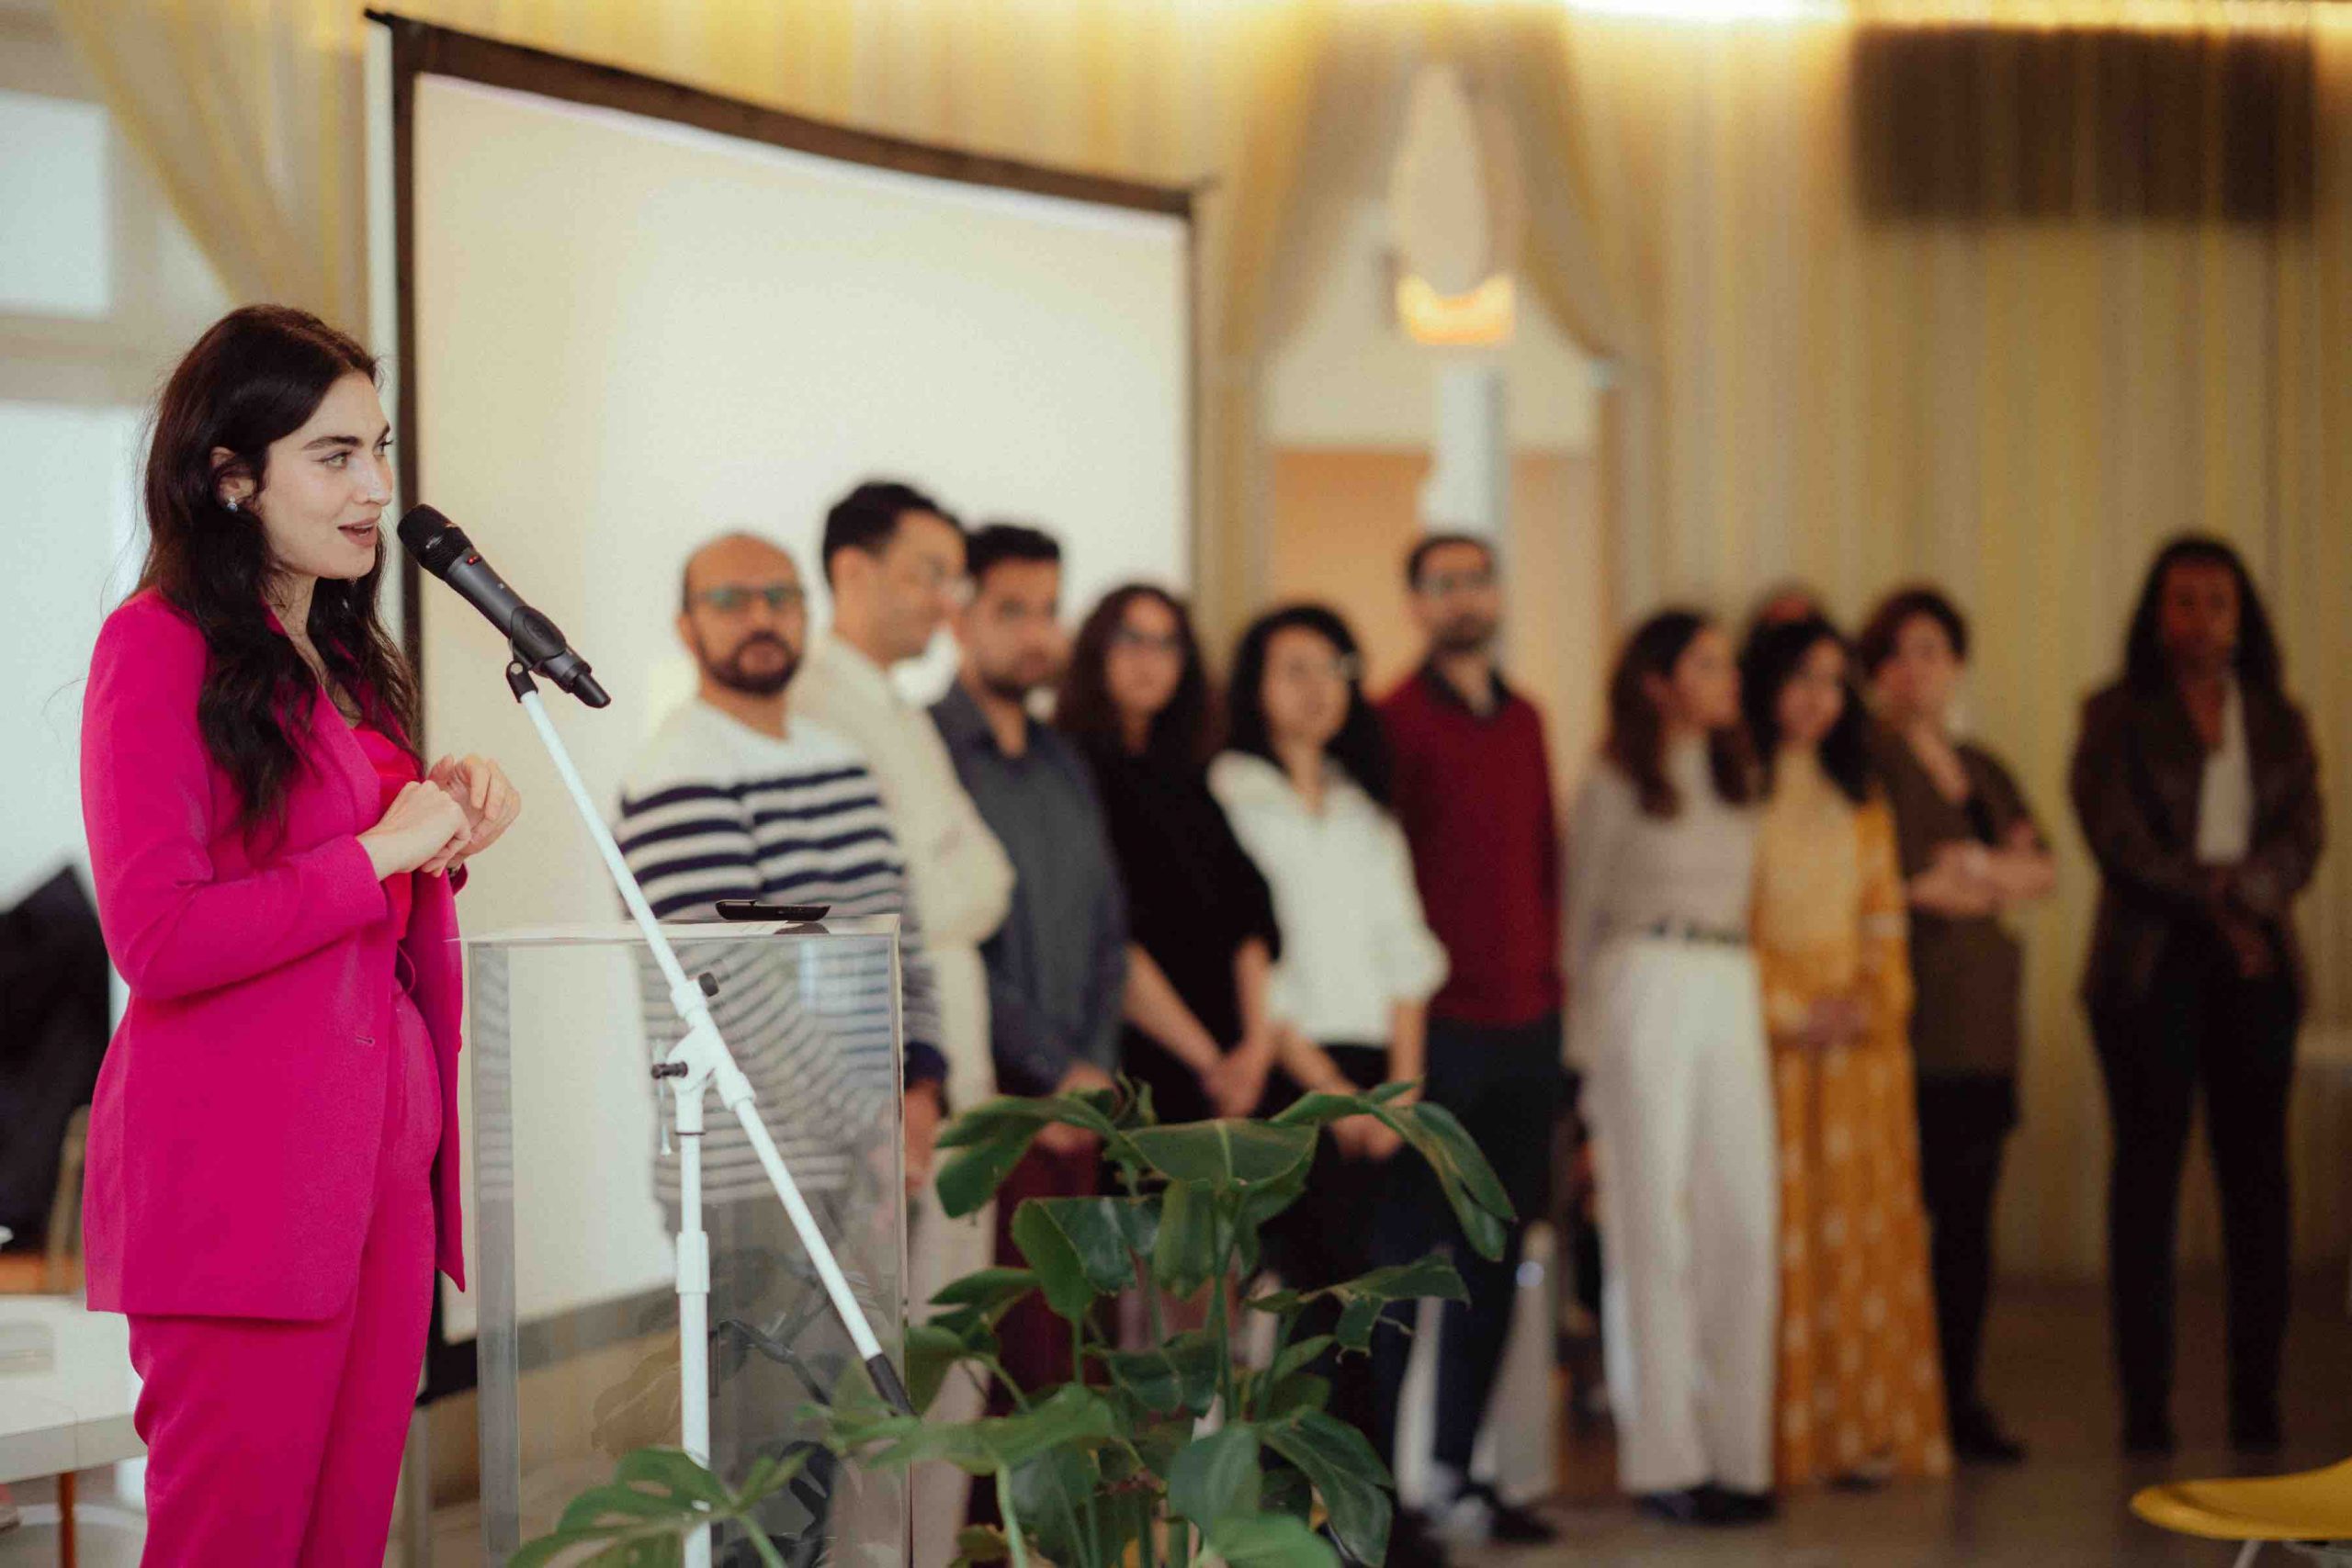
[{"xmin": 791, "ymin": 479, "xmax": 1014, "ymax": 1565}]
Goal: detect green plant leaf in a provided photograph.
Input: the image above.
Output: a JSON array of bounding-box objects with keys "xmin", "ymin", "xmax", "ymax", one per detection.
[
  {"xmin": 1267, "ymin": 1334, "xmax": 1335, "ymax": 1385},
  {"xmin": 1127, "ymin": 1408, "xmax": 1198, "ymax": 1478},
  {"xmin": 935, "ymin": 1096, "xmax": 1128, "ymax": 1218},
  {"xmin": 512, "ymin": 1446, "xmax": 811, "ymax": 1567},
  {"xmin": 1261, "ymin": 1463, "xmax": 1316, "ymax": 1522},
  {"xmin": 1113, "ymin": 1075, "xmax": 1160, "ymax": 1129},
  {"xmin": 611, "ymin": 1448, "xmax": 734, "ymax": 1505},
  {"xmin": 829, "ymin": 1384, "xmax": 1117, "ymax": 1476},
  {"xmin": 1264, "ymin": 1091, "xmax": 1374, "ymax": 1130},
  {"xmin": 1010, "ymin": 1198, "xmax": 1136, "ymax": 1323},
  {"xmin": 934, "ymin": 1122, "xmax": 1043, "ymax": 1219},
  {"xmin": 1379, "ymin": 1100, "xmax": 1513, "ymax": 1259},
  {"xmin": 1096, "ymin": 1483, "xmax": 1159, "ymax": 1565},
  {"xmin": 1087, "ymin": 1329, "xmax": 1221, "ymax": 1416},
  {"xmin": 1205, "ymin": 1511, "xmax": 1343, "ymax": 1566},
  {"xmin": 1151, "ymin": 1179, "xmax": 1222, "ymax": 1296},
  {"xmin": 937, "ymin": 1094, "xmax": 1120, "ymax": 1148},
  {"xmin": 1265, "ymin": 1086, "xmax": 1515, "ymax": 1259},
  {"xmin": 1009, "ymin": 1447, "xmax": 1101, "ymax": 1566},
  {"xmin": 1109, "ymin": 1191, "xmax": 1161, "ymax": 1258},
  {"xmin": 1234, "ymin": 1158, "xmax": 1314, "ymax": 1274},
  {"xmin": 1258, "ymin": 1371, "xmax": 1329, "ymax": 1422},
  {"xmin": 1265, "ymin": 1411, "xmax": 1393, "ymax": 1566},
  {"xmin": 951, "ymin": 1525, "xmax": 1013, "ymax": 1565},
  {"xmin": 1125, "ymin": 1121, "xmax": 1315, "ymax": 1191},
  {"xmin": 1247, "ymin": 1254, "xmax": 1466, "ymax": 1352},
  {"xmin": 1167, "ymin": 1424, "xmax": 1261, "ymax": 1533},
  {"xmin": 930, "ymin": 1268, "xmax": 1042, "ymax": 1320},
  {"xmin": 906, "ymin": 1321, "xmax": 993, "ymax": 1416}
]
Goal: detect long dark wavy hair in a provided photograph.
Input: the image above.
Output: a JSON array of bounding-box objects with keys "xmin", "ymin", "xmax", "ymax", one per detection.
[
  {"xmin": 1602, "ymin": 609, "xmax": 1755, "ymax": 818},
  {"xmin": 1741, "ymin": 615, "xmax": 1875, "ymax": 806},
  {"xmin": 1224, "ymin": 604, "xmax": 1392, "ymax": 808},
  {"xmin": 1056, "ymin": 583, "xmax": 1216, "ymax": 770},
  {"xmin": 137, "ymin": 305, "xmax": 418, "ymax": 836},
  {"xmin": 2121, "ymin": 534, "xmax": 2284, "ymax": 695}
]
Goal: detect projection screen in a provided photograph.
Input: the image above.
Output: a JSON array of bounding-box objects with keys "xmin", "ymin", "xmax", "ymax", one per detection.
[{"xmin": 371, "ymin": 19, "xmax": 1193, "ymax": 1347}]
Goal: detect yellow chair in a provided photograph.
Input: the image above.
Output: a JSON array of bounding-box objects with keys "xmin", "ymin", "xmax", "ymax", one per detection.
[{"xmin": 2132, "ymin": 1458, "xmax": 2352, "ymax": 1567}]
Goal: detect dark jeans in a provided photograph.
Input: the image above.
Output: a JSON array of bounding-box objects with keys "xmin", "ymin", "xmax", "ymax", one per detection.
[
  {"xmin": 1260, "ymin": 1044, "xmax": 1392, "ymax": 1441},
  {"xmin": 1371, "ymin": 1014, "xmax": 1565, "ymax": 1475},
  {"xmin": 2091, "ymin": 929, "xmax": 2299, "ymax": 1435},
  {"xmin": 1915, "ymin": 1074, "xmax": 2017, "ymax": 1418}
]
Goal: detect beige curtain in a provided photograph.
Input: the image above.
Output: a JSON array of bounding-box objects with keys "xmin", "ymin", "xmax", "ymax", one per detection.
[
  {"xmin": 50, "ymin": 0, "xmax": 372, "ymax": 324},
  {"xmin": 1529, "ymin": 3, "xmax": 2352, "ymax": 1277},
  {"xmin": 51, "ymin": 0, "xmax": 1340, "ymax": 644}
]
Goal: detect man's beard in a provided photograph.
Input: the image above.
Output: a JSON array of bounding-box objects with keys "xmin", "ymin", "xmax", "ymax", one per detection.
[
  {"xmin": 705, "ymin": 632, "xmax": 799, "ymax": 696},
  {"xmin": 1432, "ymin": 614, "xmax": 1498, "ymax": 655},
  {"xmin": 978, "ymin": 655, "xmax": 1056, "ymax": 706}
]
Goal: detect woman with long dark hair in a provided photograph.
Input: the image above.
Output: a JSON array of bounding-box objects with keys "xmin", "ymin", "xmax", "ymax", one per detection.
[
  {"xmin": 81, "ymin": 306, "xmax": 520, "ymax": 1562},
  {"xmin": 1858, "ymin": 586, "xmax": 2055, "ymax": 1467},
  {"xmin": 1208, "ymin": 604, "xmax": 1447, "ymax": 1472},
  {"xmin": 1057, "ymin": 584, "xmax": 1281, "ymax": 1127},
  {"xmin": 2071, "ymin": 535, "xmax": 2323, "ymax": 1457},
  {"xmin": 1566, "ymin": 609, "xmax": 1776, "ymax": 1528},
  {"xmin": 1741, "ymin": 615, "xmax": 1949, "ymax": 1488}
]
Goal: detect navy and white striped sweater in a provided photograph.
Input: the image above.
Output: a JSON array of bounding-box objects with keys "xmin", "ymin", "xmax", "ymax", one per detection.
[{"xmin": 615, "ymin": 698, "xmax": 948, "ymax": 1204}]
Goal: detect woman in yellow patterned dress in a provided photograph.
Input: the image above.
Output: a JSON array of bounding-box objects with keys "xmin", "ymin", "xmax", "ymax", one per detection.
[{"xmin": 1739, "ymin": 615, "xmax": 1952, "ymax": 1489}]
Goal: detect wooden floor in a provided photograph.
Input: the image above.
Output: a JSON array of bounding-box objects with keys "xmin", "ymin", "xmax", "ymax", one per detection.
[
  {"xmin": 5, "ymin": 1270, "xmax": 2346, "ymax": 1566},
  {"xmin": 1470, "ymin": 1269, "xmax": 2352, "ymax": 1567}
]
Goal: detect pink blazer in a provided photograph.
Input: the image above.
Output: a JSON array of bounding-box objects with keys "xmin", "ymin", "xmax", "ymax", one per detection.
[{"xmin": 79, "ymin": 590, "xmax": 467, "ymax": 1321}]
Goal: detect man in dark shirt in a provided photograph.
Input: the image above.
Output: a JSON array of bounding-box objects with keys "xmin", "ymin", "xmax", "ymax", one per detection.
[
  {"xmin": 933, "ymin": 523, "xmax": 1128, "ymax": 1395},
  {"xmin": 1375, "ymin": 533, "xmax": 1564, "ymax": 1550}
]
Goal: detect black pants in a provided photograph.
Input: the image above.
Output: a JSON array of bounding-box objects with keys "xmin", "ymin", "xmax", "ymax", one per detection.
[
  {"xmin": 1260, "ymin": 1044, "xmax": 1392, "ymax": 1442},
  {"xmin": 2091, "ymin": 930, "xmax": 2299, "ymax": 1435},
  {"xmin": 1915, "ymin": 1074, "xmax": 2017, "ymax": 1418},
  {"xmin": 1370, "ymin": 1015, "xmax": 1564, "ymax": 1475}
]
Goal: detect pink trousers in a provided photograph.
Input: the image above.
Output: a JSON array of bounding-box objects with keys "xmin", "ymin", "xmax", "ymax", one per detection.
[{"xmin": 128, "ymin": 986, "xmax": 442, "ymax": 1566}]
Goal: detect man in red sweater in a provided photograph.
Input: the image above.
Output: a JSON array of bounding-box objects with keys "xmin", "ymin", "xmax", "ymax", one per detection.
[{"xmin": 1374, "ymin": 533, "xmax": 1565, "ymax": 1550}]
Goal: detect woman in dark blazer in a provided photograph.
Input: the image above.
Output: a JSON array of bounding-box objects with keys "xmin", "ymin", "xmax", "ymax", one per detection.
[{"xmin": 2070, "ymin": 535, "xmax": 2324, "ymax": 1458}]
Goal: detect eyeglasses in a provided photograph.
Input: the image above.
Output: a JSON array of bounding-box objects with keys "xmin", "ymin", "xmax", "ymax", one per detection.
[
  {"xmin": 692, "ymin": 584, "xmax": 805, "ymax": 615},
  {"xmin": 1269, "ymin": 654, "xmax": 1362, "ymax": 685},
  {"xmin": 1110, "ymin": 626, "xmax": 1187, "ymax": 657},
  {"xmin": 1418, "ymin": 570, "xmax": 1496, "ymax": 597}
]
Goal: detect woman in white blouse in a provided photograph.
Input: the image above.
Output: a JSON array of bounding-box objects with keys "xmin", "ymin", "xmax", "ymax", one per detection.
[{"xmin": 1209, "ymin": 604, "xmax": 1448, "ymax": 1472}]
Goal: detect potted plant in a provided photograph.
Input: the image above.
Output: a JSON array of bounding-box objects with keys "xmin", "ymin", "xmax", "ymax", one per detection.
[{"xmin": 515, "ymin": 1079, "xmax": 1511, "ymax": 1567}]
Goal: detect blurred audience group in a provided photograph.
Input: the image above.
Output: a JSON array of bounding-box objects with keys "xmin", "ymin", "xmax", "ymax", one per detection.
[{"xmin": 611, "ymin": 485, "xmax": 2324, "ymax": 1564}]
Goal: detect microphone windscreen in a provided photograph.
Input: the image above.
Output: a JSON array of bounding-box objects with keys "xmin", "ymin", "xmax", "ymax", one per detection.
[{"xmin": 396, "ymin": 505, "xmax": 469, "ymax": 574}]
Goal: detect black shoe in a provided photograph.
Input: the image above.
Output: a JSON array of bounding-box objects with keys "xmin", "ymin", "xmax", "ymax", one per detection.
[
  {"xmin": 1951, "ymin": 1405, "xmax": 2029, "ymax": 1466},
  {"xmin": 1471, "ymin": 1483, "xmax": 1558, "ymax": 1545},
  {"xmin": 1636, "ymin": 1487, "xmax": 1761, "ymax": 1529},
  {"xmin": 1427, "ymin": 1482, "xmax": 1557, "ymax": 1549},
  {"xmin": 2123, "ymin": 1415, "xmax": 2177, "ymax": 1458},
  {"xmin": 1383, "ymin": 1508, "xmax": 1452, "ymax": 1567},
  {"xmin": 1699, "ymin": 1484, "xmax": 1780, "ymax": 1524}
]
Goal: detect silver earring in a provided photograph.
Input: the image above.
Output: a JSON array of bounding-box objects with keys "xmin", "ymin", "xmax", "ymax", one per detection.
[{"xmin": 224, "ymin": 496, "xmax": 240, "ymax": 513}]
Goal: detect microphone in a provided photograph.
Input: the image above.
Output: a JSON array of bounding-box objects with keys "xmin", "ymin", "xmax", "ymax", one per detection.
[{"xmin": 398, "ymin": 504, "xmax": 610, "ymax": 708}]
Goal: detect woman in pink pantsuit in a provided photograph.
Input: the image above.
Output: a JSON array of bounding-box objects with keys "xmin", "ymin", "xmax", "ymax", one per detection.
[{"xmin": 80, "ymin": 306, "xmax": 522, "ymax": 1564}]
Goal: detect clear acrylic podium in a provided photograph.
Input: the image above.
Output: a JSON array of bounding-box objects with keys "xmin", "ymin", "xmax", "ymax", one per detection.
[{"xmin": 461, "ymin": 919, "xmax": 910, "ymax": 1566}]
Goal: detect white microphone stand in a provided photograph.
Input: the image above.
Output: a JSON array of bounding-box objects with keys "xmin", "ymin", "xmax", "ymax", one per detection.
[{"xmin": 499, "ymin": 659, "xmax": 913, "ymax": 1568}]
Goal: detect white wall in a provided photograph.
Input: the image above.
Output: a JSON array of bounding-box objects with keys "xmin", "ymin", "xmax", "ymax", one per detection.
[
  {"xmin": 0, "ymin": 17, "xmax": 231, "ymax": 916},
  {"xmin": 0, "ymin": 401, "xmax": 146, "ymax": 908}
]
